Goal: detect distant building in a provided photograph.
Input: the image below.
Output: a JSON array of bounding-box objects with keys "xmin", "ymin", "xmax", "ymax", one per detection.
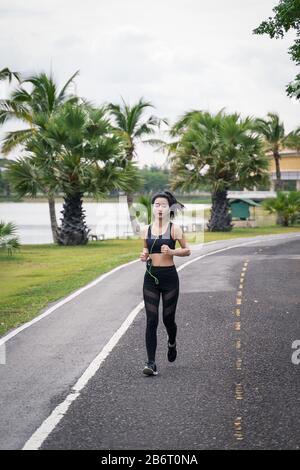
[
  {"xmin": 267, "ymin": 148, "xmax": 300, "ymax": 191},
  {"xmin": 228, "ymin": 148, "xmax": 300, "ymax": 201}
]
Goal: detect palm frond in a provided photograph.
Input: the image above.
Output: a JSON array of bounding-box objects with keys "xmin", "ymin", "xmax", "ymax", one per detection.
[
  {"xmin": 0, "ymin": 99, "xmax": 32, "ymax": 124},
  {"xmin": 1, "ymin": 128, "xmax": 34, "ymax": 155},
  {"xmin": 57, "ymin": 70, "xmax": 80, "ymax": 103},
  {"xmin": 5, "ymin": 157, "xmax": 43, "ymax": 197}
]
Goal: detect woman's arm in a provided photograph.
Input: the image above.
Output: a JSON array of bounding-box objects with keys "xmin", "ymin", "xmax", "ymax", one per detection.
[
  {"xmin": 142, "ymin": 225, "xmax": 149, "ymax": 252},
  {"xmin": 139, "ymin": 225, "xmax": 150, "ymax": 261},
  {"xmin": 171, "ymin": 224, "xmax": 191, "ymax": 257}
]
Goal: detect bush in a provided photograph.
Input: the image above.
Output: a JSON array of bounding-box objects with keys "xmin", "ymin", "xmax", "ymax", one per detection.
[{"xmin": 262, "ymin": 191, "xmax": 300, "ymax": 226}]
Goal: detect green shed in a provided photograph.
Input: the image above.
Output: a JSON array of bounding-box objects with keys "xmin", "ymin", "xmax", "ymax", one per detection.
[{"xmin": 229, "ymin": 198, "xmax": 260, "ymax": 220}]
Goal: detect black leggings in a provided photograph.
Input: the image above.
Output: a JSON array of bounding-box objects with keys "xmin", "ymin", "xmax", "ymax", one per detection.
[{"xmin": 143, "ymin": 265, "xmax": 179, "ymax": 362}]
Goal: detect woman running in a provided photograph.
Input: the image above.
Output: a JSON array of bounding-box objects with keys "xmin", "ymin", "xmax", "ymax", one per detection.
[{"xmin": 140, "ymin": 190, "xmax": 191, "ymax": 376}]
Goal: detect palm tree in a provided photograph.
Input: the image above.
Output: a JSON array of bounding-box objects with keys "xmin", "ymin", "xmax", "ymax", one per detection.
[
  {"xmin": 253, "ymin": 112, "xmax": 300, "ymax": 191},
  {"xmin": 262, "ymin": 191, "xmax": 300, "ymax": 227},
  {"xmin": 166, "ymin": 109, "xmax": 270, "ymax": 231},
  {"xmin": 0, "ymin": 221, "xmax": 20, "ymax": 255},
  {"xmin": 7, "ymin": 102, "xmax": 142, "ymax": 245},
  {"xmin": 0, "ymin": 70, "xmax": 80, "ymax": 242},
  {"xmin": 106, "ymin": 97, "xmax": 168, "ymax": 235}
]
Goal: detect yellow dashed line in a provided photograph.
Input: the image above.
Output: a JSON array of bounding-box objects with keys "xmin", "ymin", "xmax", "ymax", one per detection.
[
  {"xmin": 234, "ymin": 416, "xmax": 244, "ymax": 440},
  {"xmin": 233, "ymin": 258, "xmax": 249, "ymax": 443},
  {"xmin": 234, "ymin": 416, "xmax": 242, "ymax": 426},
  {"xmin": 235, "ymin": 383, "xmax": 244, "ymax": 400}
]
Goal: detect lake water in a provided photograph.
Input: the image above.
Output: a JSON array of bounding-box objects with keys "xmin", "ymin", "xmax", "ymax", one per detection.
[{"xmin": 0, "ymin": 201, "xmax": 209, "ymax": 244}]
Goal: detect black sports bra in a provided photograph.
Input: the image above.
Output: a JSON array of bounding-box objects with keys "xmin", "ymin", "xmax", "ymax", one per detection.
[{"xmin": 146, "ymin": 221, "xmax": 176, "ymax": 254}]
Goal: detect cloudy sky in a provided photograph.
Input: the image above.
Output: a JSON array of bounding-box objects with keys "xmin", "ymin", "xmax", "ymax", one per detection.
[{"xmin": 0, "ymin": 0, "xmax": 299, "ymax": 167}]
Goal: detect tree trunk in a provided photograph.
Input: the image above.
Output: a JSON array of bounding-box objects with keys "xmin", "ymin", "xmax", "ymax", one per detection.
[
  {"xmin": 207, "ymin": 188, "xmax": 234, "ymax": 232},
  {"xmin": 126, "ymin": 191, "xmax": 140, "ymax": 237},
  {"xmin": 283, "ymin": 218, "xmax": 289, "ymax": 227},
  {"xmin": 56, "ymin": 193, "xmax": 90, "ymax": 245},
  {"xmin": 273, "ymin": 151, "xmax": 285, "ymax": 224},
  {"xmin": 4, "ymin": 181, "xmax": 11, "ymax": 197},
  {"xmin": 274, "ymin": 151, "xmax": 283, "ymax": 192},
  {"xmin": 48, "ymin": 195, "xmax": 58, "ymax": 244},
  {"xmin": 125, "ymin": 147, "xmax": 140, "ymax": 237}
]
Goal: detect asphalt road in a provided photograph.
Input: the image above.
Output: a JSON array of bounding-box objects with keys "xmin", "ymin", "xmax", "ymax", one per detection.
[{"xmin": 1, "ymin": 233, "xmax": 300, "ymax": 450}]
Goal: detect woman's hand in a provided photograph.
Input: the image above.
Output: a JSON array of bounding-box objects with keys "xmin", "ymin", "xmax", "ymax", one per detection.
[
  {"xmin": 140, "ymin": 249, "xmax": 149, "ymax": 262},
  {"xmin": 161, "ymin": 244, "xmax": 174, "ymax": 255}
]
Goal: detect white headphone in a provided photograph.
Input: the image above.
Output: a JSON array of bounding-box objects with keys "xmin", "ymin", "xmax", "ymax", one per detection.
[{"xmin": 145, "ymin": 234, "xmax": 160, "ymax": 285}]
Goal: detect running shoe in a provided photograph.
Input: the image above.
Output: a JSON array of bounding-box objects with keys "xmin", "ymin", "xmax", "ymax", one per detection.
[
  {"xmin": 167, "ymin": 341, "xmax": 177, "ymax": 362},
  {"xmin": 143, "ymin": 361, "xmax": 158, "ymax": 376}
]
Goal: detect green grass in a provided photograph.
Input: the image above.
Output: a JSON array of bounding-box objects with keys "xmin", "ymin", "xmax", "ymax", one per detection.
[
  {"xmin": 0, "ymin": 239, "xmax": 141, "ymax": 337},
  {"xmin": 200, "ymin": 225, "xmax": 300, "ymax": 242},
  {"xmin": 1, "ymin": 224, "xmax": 300, "ymax": 337}
]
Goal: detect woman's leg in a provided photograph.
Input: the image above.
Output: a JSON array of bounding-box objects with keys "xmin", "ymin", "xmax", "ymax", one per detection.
[
  {"xmin": 143, "ymin": 282, "xmax": 161, "ymax": 363},
  {"xmin": 162, "ymin": 283, "xmax": 179, "ymax": 345}
]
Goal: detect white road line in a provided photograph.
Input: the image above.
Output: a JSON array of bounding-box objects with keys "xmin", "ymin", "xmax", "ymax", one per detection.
[
  {"xmin": 22, "ymin": 232, "xmax": 300, "ymax": 450},
  {"xmin": 0, "ymin": 258, "xmax": 139, "ymax": 347},
  {"xmin": 23, "ymin": 301, "xmax": 144, "ymax": 450}
]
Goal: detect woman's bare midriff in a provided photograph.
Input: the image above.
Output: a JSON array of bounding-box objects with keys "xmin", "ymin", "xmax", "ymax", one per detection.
[{"xmin": 149, "ymin": 253, "xmax": 175, "ymax": 267}]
